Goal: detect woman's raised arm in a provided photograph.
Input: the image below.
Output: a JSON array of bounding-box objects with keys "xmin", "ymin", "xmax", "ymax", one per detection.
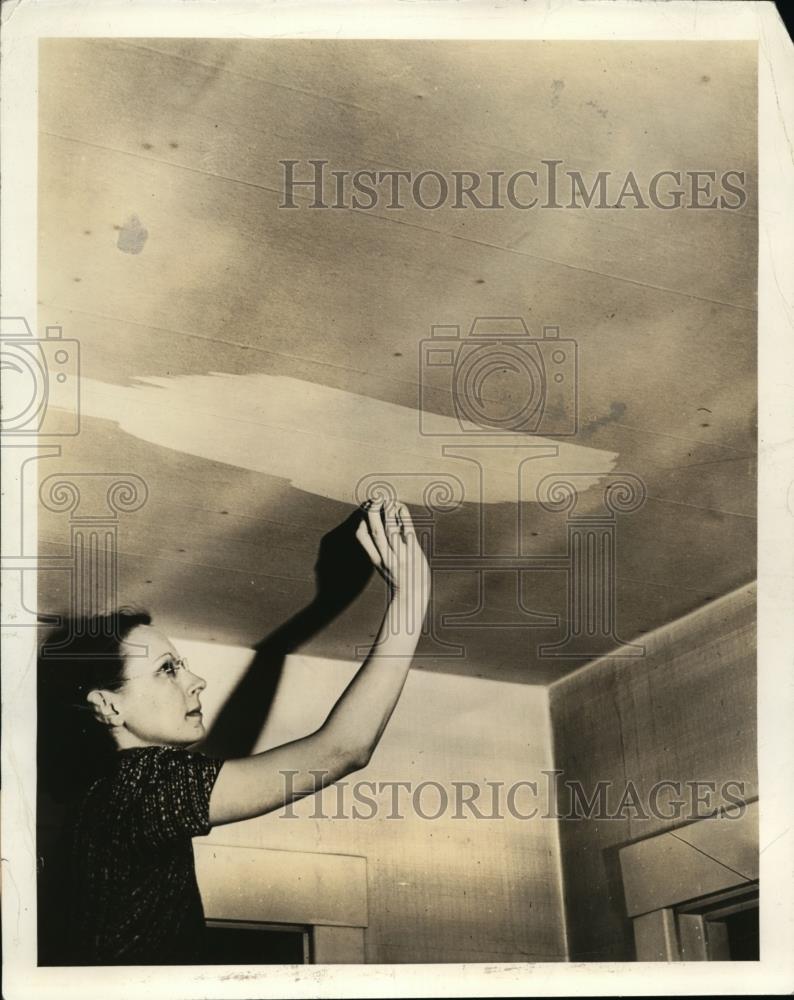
[{"xmin": 207, "ymin": 499, "xmax": 430, "ymax": 826}]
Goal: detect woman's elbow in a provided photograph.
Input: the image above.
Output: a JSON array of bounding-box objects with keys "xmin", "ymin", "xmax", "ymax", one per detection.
[
  {"xmin": 331, "ymin": 743, "xmax": 371, "ymax": 776},
  {"xmin": 348, "ymin": 744, "xmax": 374, "ymax": 773},
  {"xmin": 316, "ymin": 724, "xmax": 374, "ymax": 776},
  {"xmin": 316, "ymin": 734, "xmax": 372, "ymax": 778}
]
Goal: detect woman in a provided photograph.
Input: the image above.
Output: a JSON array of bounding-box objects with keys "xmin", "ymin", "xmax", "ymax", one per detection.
[{"xmin": 38, "ymin": 499, "xmax": 429, "ymax": 965}]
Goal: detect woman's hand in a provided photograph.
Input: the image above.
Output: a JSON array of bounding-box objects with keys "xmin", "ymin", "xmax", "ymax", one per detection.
[{"xmin": 355, "ymin": 499, "xmax": 431, "ymax": 609}]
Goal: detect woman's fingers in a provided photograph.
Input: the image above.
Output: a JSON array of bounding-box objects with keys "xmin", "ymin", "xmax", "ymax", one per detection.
[
  {"xmin": 355, "ymin": 517, "xmax": 382, "ymax": 567},
  {"xmin": 358, "ymin": 496, "xmax": 430, "ymax": 599},
  {"xmin": 366, "ymin": 500, "xmax": 392, "ymax": 564},
  {"xmin": 384, "ymin": 500, "xmax": 403, "ymax": 548},
  {"xmin": 396, "ymin": 502, "xmax": 416, "ymax": 539}
]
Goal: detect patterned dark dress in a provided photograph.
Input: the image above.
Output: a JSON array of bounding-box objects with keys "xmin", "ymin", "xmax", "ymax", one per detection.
[{"xmin": 66, "ymin": 745, "xmax": 224, "ymax": 964}]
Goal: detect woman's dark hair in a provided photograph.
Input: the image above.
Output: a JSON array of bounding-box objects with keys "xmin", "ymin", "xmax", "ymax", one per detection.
[{"xmin": 37, "ymin": 608, "xmax": 152, "ymax": 801}]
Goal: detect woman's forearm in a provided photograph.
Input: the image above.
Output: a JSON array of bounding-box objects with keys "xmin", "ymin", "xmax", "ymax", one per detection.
[{"xmin": 320, "ymin": 587, "xmax": 429, "ymax": 768}]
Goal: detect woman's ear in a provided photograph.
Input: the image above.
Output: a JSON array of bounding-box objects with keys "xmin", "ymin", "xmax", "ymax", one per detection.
[{"xmin": 86, "ymin": 689, "xmax": 123, "ymax": 727}]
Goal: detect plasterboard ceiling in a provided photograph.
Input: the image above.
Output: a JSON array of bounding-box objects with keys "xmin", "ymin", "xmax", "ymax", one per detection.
[{"xmin": 37, "ymin": 39, "xmax": 756, "ymax": 684}]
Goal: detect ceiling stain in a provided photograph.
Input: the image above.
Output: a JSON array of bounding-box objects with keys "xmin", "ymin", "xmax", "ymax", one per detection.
[
  {"xmin": 77, "ymin": 371, "xmax": 619, "ymax": 507},
  {"xmin": 116, "ymin": 213, "xmax": 148, "ymax": 255}
]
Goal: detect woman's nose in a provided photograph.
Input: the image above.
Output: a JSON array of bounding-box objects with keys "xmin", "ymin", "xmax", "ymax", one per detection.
[{"xmin": 186, "ymin": 670, "xmax": 206, "ymax": 694}]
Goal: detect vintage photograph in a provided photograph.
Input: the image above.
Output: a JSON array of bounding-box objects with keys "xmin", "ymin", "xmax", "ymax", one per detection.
[
  {"xmin": 3, "ymin": 5, "xmax": 791, "ymax": 996},
  {"xmin": 31, "ymin": 34, "xmax": 758, "ymax": 967}
]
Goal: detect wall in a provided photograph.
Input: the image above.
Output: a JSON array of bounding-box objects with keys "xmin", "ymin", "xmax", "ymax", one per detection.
[
  {"xmin": 547, "ymin": 581, "xmax": 757, "ymax": 961},
  {"xmin": 180, "ymin": 639, "xmax": 567, "ymax": 964}
]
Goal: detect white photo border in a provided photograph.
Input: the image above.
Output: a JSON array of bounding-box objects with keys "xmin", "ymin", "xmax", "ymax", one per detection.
[{"xmin": 2, "ymin": 1, "xmax": 792, "ymax": 997}]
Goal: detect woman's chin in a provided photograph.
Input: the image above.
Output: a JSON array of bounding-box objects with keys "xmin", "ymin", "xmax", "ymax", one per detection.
[{"xmin": 185, "ymin": 717, "xmax": 205, "ymax": 738}]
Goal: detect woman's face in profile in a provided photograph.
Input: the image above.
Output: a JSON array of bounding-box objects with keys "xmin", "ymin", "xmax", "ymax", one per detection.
[{"xmin": 111, "ymin": 625, "xmax": 208, "ymax": 749}]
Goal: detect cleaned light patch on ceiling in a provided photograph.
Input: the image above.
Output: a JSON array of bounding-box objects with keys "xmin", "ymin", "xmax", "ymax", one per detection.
[{"xmin": 77, "ymin": 372, "xmax": 618, "ymax": 506}]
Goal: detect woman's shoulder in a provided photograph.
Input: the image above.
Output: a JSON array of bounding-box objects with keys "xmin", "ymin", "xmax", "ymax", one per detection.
[
  {"xmin": 114, "ymin": 744, "xmax": 221, "ymax": 777},
  {"xmin": 77, "ymin": 745, "xmax": 223, "ymax": 824},
  {"xmin": 82, "ymin": 745, "xmax": 219, "ymax": 797},
  {"xmin": 92, "ymin": 745, "xmax": 224, "ymax": 845}
]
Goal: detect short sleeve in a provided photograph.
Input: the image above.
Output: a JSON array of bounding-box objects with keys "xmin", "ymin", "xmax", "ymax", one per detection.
[{"xmin": 121, "ymin": 747, "xmax": 224, "ymax": 849}]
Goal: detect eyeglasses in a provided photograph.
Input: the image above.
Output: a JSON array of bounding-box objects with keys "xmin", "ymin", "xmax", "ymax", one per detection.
[{"xmin": 124, "ymin": 655, "xmax": 190, "ymax": 682}]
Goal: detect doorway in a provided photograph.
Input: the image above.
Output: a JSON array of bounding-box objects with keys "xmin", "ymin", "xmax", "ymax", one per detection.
[{"xmin": 203, "ymin": 919, "xmax": 311, "ymax": 964}]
